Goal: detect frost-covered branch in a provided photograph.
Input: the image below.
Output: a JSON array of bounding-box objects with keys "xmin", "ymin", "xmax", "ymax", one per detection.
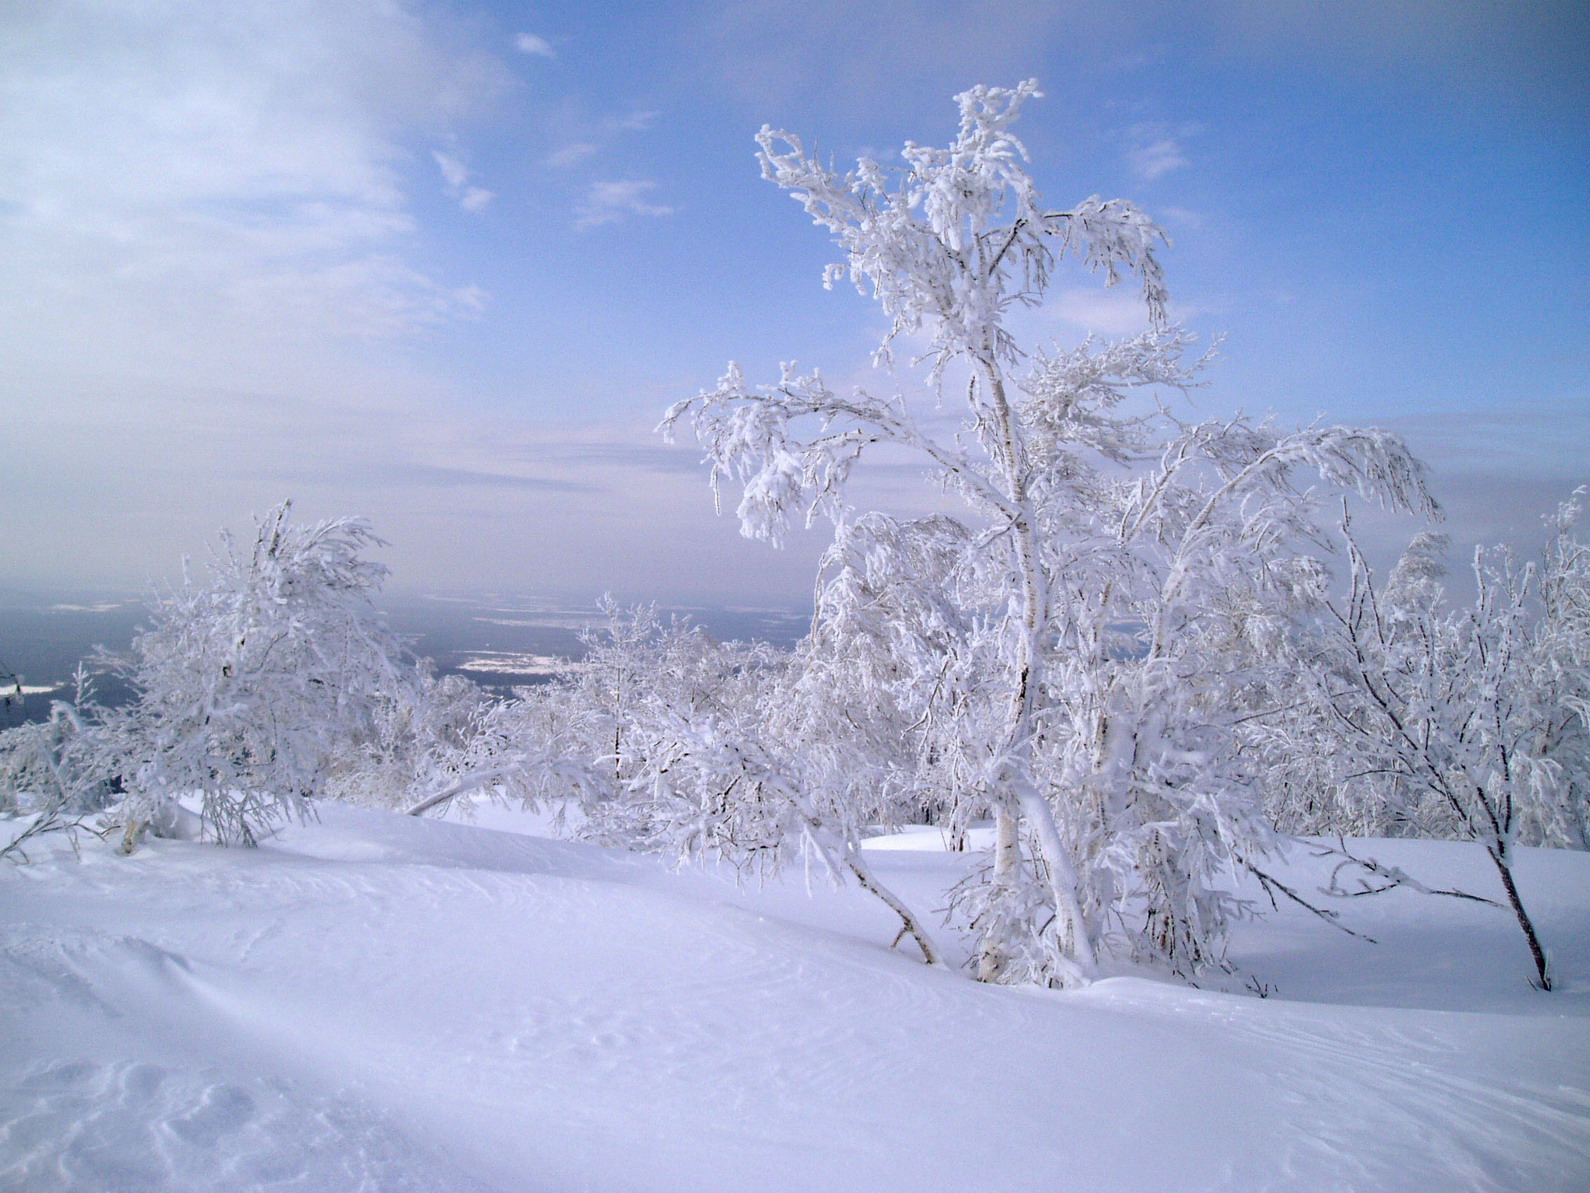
[{"xmin": 1316, "ymin": 840, "xmax": 1503, "ymax": 906}]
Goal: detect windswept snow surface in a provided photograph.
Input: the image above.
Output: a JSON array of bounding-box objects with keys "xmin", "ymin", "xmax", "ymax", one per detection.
[{"xmin": 3, "ymin": 805, "xmax": 1588, "ymax": 1192}]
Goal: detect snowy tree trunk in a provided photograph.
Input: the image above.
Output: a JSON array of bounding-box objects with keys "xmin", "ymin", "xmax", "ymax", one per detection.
[
  {"xmin": 979, "ymin": 807, "xmax": 1024, "ymax": 981},
  {"xmin": 982, "ymin": 356, "xmax": 1096, "ymax": 984}
]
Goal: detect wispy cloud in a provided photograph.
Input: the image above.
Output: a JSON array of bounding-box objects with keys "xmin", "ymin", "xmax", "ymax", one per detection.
[
  {"xmin": 609, "ymin": 110, "xmax": 661, "ymax": 133},
  {"xmin": 390, "ymin": 464, "xmax": 592, "ymax": 492},
  {"xmin": 699, "ymin": 0, "xmax": 1114, "ymax": 115},
  {"xmin": 433, "ymin": 150, "xmax": 495, "ymax": 213},
  {"xmin": 1157, "ymin": 206, "xmax": 1205, "ymax": 228},
  {"xmin": 575, "ymin": 180, "xmax": 677, "ymax": 229},
  {"xmin": 1333, "ymin": 401, "xmax": 1590, "ymax": 586},
  {"xmin": 543, "ymin": 106, "xmax": 663, "ymax": 170},
  {"xmin": 1203, "ymin": 0, "xmax": 1589, "ymax": 112},
  {"xmin": 1047, "ymin": 288, "xmax": 1155, "ymax": 336},
  {"xmin": 545, "ymin": 142, "xmax": 599, "ymax": 169},
  {"xmin": 515, "ymin": 32, "xmax": 555, "ymax": 57},
  {"xmin": 0, "ymin": 363, "xmax": 826, "ymax": 601},
  {"xmin": 1124, "ymin": 122, "xmax": 1201, "ymax": 182},
  {"xmin": 1127, "ymin": 137, "xmax": 1187, "ymax": 181}
]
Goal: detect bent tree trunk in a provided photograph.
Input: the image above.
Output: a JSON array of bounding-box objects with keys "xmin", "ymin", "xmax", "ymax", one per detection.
[
  {"xmin": 843, "ymin": 845, "xmax": 946, "ymax": 968},
  {"xmin": 1489, "ymin": 842, "xmax": 1553, "ymax": 990}
]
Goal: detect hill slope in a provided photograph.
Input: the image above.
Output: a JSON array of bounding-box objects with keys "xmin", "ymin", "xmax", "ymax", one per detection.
[{"xmin": 3, "ymin": 805, "xmax": 1588, "ymax": 1192}]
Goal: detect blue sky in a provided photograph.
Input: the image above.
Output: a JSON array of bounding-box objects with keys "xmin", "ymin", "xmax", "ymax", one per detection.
[{"xmin": 1, "ymin": 1, "xmax": 1585, "ymax": 604}]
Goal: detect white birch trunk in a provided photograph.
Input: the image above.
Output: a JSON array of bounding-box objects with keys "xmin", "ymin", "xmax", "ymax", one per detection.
[{"xmin": 982, "ymin": 357, "xmax": 1096, "ymax": 983}]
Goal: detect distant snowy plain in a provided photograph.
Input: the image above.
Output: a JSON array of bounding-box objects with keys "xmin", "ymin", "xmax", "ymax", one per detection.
[{"xmin": 3, "ymin": 804, "xmax": 1587, "ymax": 1192}]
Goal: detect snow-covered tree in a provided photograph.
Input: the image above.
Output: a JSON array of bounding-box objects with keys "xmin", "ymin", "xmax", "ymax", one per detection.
[
  {"xmin": 570, "ymin": 605, "xmax": 943, "ymax": 963},
  {"xmin": 408, "ymin": 601, "xmax": 945, "ymax": 963},
  {"xmin": 405, "ymin": 601, "xmax": 723, "ymax": 822},
  {"xmin": 103, "ymin": 501, "xmax": 421, "ymax": 848},
  {"xmin": 1291, "ymin": 494, "xmax": 1590, "ymax": 990},
  {"xmin": 1538, "ymin": 489, "xmax": 1590, "ymax": 848},
  {"xmin": 665, "ymin": 82, "xmax": 1432, "ymax": 985}
]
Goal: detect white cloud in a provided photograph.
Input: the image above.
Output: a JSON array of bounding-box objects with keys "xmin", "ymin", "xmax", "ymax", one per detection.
[
  {"xmin": 542, "ymin": 107, "xmax": 662, "ymax": 172},
  {"xmin": 515, "ymin": 32, "xmax": 555, "ymax": 57},
  {"xmin": 1128, "ymin": 137, "xmax": 1187, "ymax": 181},
  {"xmin": 434, "ymin": 150, "xmax": 473, "ymax": 191},
  {"xmin": 575, "ymin": 180, "xmax": 677, "ymax": 229},
  {"xmin": 700, "ymin": 0, "xmax": 1122, "ymax": 114},
  {"xmin": 546, "ymin": 142, "xmax": 599, "ymax": 169},
  {"xmin": 1124, "ymin": 122, "xmax": 1201, "ymax": 182},
  {"xmin": 609, "ymin": 109, "xmax": 661, "ymax": 133},
  {"xmin": 1157, "ymin": 206, "xmax": 1205, "ymax": 228},
  {"xmin": 0, "ymin": 374, "xmax": 831, "ymax": 601},
  {"xmin": 433, "ymin": 149, "xmax": 495, "ymax": 212},
  {"xmin": 0, "ymin": 0, "xmax": 506, "ymax": 393}
]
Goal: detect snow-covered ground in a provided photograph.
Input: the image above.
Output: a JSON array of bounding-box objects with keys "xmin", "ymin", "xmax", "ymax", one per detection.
[{"xmin": 3, "ymin": 804, "xmax": 1587, "ymax": 1192}]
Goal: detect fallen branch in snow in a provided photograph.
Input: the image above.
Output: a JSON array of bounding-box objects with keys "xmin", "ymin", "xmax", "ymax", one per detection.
[
  {"xmin": 405, "ymin": 754, "xmax": 602, "ymax": 819},
  {"xmin": 839, "ymin": 844, "xmax": 946, "ymax": 968},
  {"xmin": 405, "ymin": 771, "xmax": 511, "ymax": 818}
]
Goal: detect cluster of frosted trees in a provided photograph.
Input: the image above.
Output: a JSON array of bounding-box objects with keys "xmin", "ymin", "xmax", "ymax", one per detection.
[
  {"xmin": 4, "ymin": 85, "xmax": 1585, "ymax": 990},
  {"xmin": 0, "ymin": 503, "xmax": 479, "ymax": 852}
]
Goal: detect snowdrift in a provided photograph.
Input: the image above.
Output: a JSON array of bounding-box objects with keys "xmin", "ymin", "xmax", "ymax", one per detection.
[{"xmin": 3, "ymin": 805, "xmax": 1588, "ymax": 1192}]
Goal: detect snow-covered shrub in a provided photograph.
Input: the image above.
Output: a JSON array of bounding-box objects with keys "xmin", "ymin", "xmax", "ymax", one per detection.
[
  {"xmin": 409, "ymin": 601, "xmax": 946, "ymax": 963},
  {"xmin": 323, "ymin": 669, "xmax": 487, "ymax": 811},
  {"xmin": 101, "ymin": 501, "xmax": 423, "ymax": 847},
  {"xmin": 412, "ymin": 602, "xmax": 764, "ymax": 823}
]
